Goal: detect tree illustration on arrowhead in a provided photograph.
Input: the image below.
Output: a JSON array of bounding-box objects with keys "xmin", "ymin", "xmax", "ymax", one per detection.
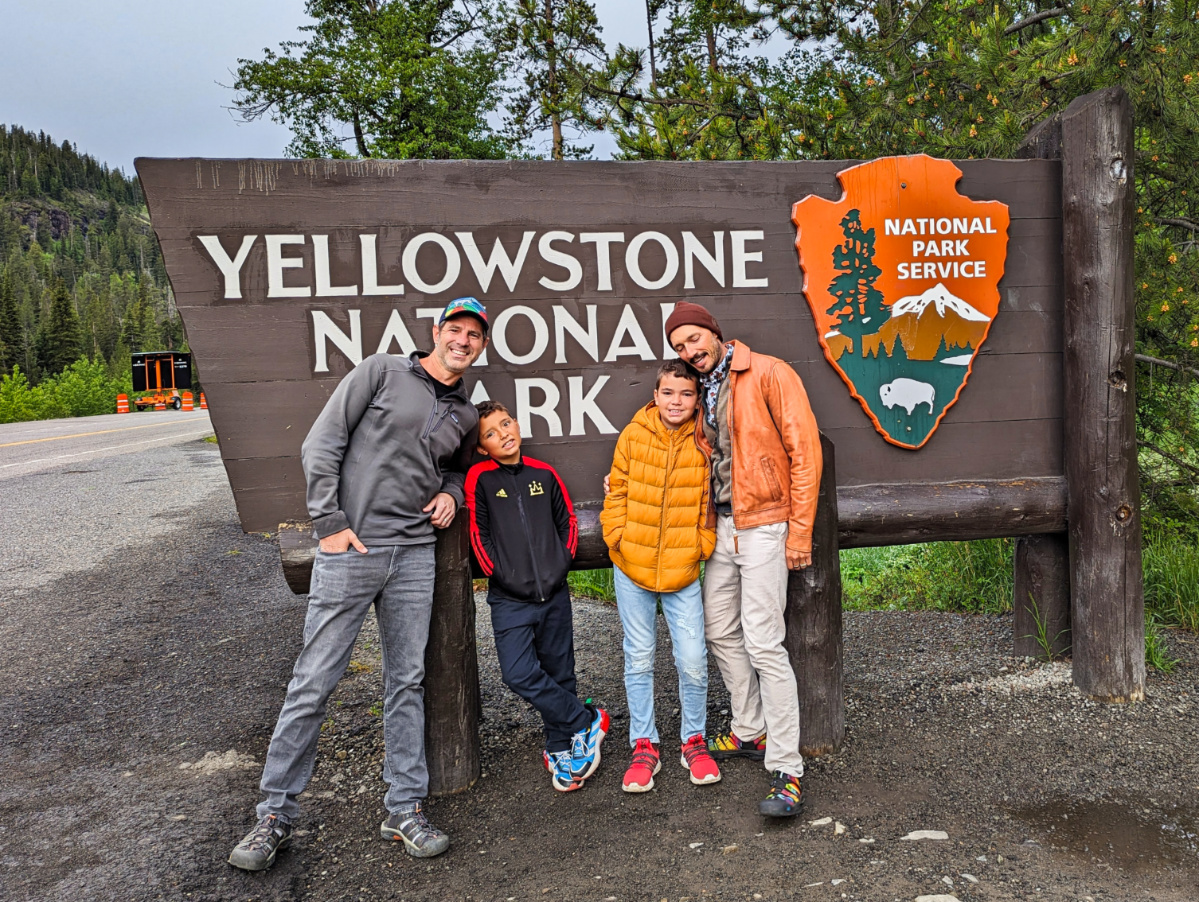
[{"xmin": 827, "ymin": 209, "xmax": 886, "ymax": 352}]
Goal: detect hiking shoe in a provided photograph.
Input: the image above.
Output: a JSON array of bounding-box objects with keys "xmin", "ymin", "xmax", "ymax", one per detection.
[
  {"xmin": 544, "ymin": 749, "xmax": 583, "ymax": 792},
  {"xmin": 228, "ymin": 814, "xmax": 292, "ymax": 871},
  {"xmin": 568, "ymin": 704, "xmax": 609, "ymax": 782},
  {"xmin": 380, "ymin": 803, "xmax": 450, "ymax": 858},
  {"xmin": 759, "ymin": 770, "xmax": 803, "ymax": 817},
  {"xmin": 622, "ymin": 738, "xmax": 661, "ymax": 793},
  {"xmin": 680, "ymin": 733, "xmax": 722, "ymax": 785},
  {"xmin": 707, "ymin": 730, "xmax": 767, "ymax": 761}
]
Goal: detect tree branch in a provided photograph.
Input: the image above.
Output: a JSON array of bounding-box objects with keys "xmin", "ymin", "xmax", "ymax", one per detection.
[
  {"xmin": 1004, "ymin": 7, "xmax": 1067, "ymax": 36},
  {"xmin": 1157, "ymin": 217, "xmax": 1199, "ymax": 231},
  {"xmin": 1136, "ymin": 353, "xmax": 1199, "ymax": 379},
  {"xmin": 1139, "ymin": 440, "xmax": 1199, "ymax": 476}
]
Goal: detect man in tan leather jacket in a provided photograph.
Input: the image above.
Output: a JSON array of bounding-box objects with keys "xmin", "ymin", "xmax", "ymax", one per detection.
[{"xmin": 665, "ymin": 301, "xmax": 822, "ymax": 818}]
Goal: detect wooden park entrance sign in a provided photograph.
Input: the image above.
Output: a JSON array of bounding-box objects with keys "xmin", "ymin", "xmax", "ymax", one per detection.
[{"xmin": 138, "ymin": 87, "xmax": 1144, "ymax": 796}]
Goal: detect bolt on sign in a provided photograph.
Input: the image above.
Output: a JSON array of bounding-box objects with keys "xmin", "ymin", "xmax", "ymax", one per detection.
[{"xmin": 793, "ymin": 155, "xmax": 1010, "ymax": 449}]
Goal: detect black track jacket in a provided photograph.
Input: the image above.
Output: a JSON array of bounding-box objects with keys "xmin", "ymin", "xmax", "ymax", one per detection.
[{"xmin": 465, "ymin": 456, "xmax": 578, "ymax": 603}]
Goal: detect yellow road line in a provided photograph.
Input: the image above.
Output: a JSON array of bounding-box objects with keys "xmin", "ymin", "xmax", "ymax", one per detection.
[
  {"xmin": 0, "ymin": 415, "xmax": 209, "ymax": 449},
  {"xmin": 0, "ymin": 428, "xmax": 214, "ymax": 471}
]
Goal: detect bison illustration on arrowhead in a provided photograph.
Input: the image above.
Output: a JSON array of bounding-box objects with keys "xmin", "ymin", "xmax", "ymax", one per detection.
[{"xmin": 792, "ymin": 155, "xmax": 1010, "ymax": 449}]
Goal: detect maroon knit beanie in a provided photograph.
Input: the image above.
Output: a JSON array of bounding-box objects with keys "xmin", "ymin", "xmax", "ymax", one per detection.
[{"xmin": 664, "ymin": 301, "xmax": 723, "ymax": 343}]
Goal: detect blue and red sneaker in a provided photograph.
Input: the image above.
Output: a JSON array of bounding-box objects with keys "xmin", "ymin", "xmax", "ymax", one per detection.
[
  {"xmin": 543, "ymin": 749, "xmax": 582, "ymax": 792},
  {"xmin": 568, "ymin": 704, "xmax": 609, "ymax": 782}
]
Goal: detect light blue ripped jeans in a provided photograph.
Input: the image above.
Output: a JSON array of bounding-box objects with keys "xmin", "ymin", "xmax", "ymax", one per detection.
[{"xmin": 612, "ymin": 567, "xmax": 708, "ymax": 747}]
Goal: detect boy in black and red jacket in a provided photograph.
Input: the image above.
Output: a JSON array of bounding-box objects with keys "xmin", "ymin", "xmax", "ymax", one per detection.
[{"xmin": 465, "ymin": 400, "xmax": 608, "ymax": 792}]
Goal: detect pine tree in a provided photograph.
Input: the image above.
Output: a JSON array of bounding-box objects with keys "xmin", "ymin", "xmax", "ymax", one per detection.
[
  {"xmin": 0, "ymin": 275, "xmax": 20, "ymax": 375},
  {"xmin": 35, "ymin": 279, "xmax": 83, "ymax": 375},
  {"xmin": 827, "ymin": 210, "xmax": 885, "ymax": 351},
  {"xmin": 505, "ymin": 0, "xmax": 608, "ymax": 159}
]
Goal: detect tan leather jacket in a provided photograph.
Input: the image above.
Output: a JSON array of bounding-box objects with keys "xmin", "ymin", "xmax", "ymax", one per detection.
[{"xmin": 695, "ymin": 340, "xmax": 823, "ymax": 554}]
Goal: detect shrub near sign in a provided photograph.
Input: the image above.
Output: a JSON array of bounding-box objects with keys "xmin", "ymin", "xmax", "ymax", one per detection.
[{"xmin": 793, "ymin": 155, "xmax": 1010, "ymax": 449}]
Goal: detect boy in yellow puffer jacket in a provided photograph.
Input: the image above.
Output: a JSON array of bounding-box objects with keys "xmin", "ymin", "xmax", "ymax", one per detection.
[{"xmin": 601, "ymin": 360, "xmax": 720, "ymax": 792}]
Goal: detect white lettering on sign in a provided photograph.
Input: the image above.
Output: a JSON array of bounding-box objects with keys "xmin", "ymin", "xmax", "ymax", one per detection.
[
  {"xmin": 196, "ymin": 228, "xmax": 772, "ymax": 298},
  {"xmin": 515, "ymin": 378, "xmax": 563, "ymax": 437},
  {"xmin": 730, "ymin": 230, "xmax": 768, "ymax": 288},
  {"xmin": 456, "ymin": 231, "xmax": 535, "ymax": 292},
  {"xmin": 884, "ymin": 217, "xmax": 998, "ymax": 236},
  {"xmin": 266, "ymin": 235, "xmax": 310, "ymax": 298},
  {"xmin": 312, "ymin": 310, "xmax": 362, "ymax": 372},
  {"xmin": 403, "ymin": 233, "xmax": 461, "ymax": 294},
  {"xmin": 491, "ymin": 305, "xmax": 550, "ymax": 365},
  {"xmin": 198, "ymin": 235, "xmax": 256, "ymax": 299},
  {"xmin": 313, "ymin": 235, "xmax": 358, "ymax": 297},
  {"xmin": 360, "ymin": 234, "xmax": 404, "ymax": 296},
  {"xmin": 553, "ymin": 304, "xmax": 600, "ymax": 364}
]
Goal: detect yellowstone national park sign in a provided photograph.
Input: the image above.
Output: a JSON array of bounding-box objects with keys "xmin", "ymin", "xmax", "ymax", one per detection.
[
  {"xmin": 793, "ymin": 156, "xmax": 1011, "ymax": 449},
  {"xmin": 137, "ymin": 157, "xmax": 1062, "ymax": 536}
]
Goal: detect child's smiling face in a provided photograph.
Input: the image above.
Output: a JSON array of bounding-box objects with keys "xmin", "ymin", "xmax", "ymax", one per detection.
[
  {"xmin": 654, "ymin": 373, "xmax": 699, "ymax": 429},
  {"xmin": 477, "ymin": 409, "xmax": 522, "ymax": 464}
]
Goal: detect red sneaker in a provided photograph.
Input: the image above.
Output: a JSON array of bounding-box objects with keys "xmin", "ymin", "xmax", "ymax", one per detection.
[
  {"xmin": 621, "ymin": 738, "xmax": 661, "ymax": 793},
  {"xmin": 680, "ymin": 734, "xmax": 722, "ymax": 785}
]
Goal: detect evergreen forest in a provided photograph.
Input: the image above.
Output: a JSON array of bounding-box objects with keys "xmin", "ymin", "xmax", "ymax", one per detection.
[{"xmin": 0, "ymin": 124, "xmax": 183, "ymax": 422}]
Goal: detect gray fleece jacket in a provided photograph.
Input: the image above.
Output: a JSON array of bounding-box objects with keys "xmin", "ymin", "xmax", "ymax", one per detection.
[{"xmin": 301, "ymin": 352, "xmax": 479, "ymax": 543}]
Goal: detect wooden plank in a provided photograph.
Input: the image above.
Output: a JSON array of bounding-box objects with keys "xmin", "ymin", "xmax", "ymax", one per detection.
[
  {"xmin": 273, "ymin": 475, "xmax": 1068, "ymax": 593},
  {"xmin": 784, "ymin": 434, "xmax": 844, "ymax": 756},
  {"xmin": 1061, "ymin": 88, "xmax": 1145, "ymax": 701},
  {"xmin": 1013, "ymin": 534, "xmax": 1071, "ymax": 659}
]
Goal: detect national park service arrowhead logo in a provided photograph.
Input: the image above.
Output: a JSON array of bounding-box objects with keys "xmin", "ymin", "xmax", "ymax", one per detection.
[{"xmin": 792, "ymin": 155, "xmax": 1010, "ymax": 449}]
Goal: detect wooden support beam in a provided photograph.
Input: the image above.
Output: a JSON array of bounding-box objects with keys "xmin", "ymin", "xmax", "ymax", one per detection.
[
  {"xmin": 784, "ymin": 434, "xmax": 844, "ymax": 756},
  {"xmin": 279, "ymin": 477, "xmax": 1069, "ymax": 592},
  {"xmin": 1014, "ymin": 108, "xmax": 1073, "ymax": 665},
  {"xmin": 1013, "ymin": 534, "xmax": 1071, "ymax": 660},
  {"xmin": 1061, "ymin": 87, "xmax": 1145, "ymax": 701},
  {"xmin": 424, "ymin": 510, "xmax": 481, "ymax": 795}
]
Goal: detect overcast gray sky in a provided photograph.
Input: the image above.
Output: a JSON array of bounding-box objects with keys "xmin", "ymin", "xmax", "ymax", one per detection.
[{"xmin": 1, "ymin": 0, "xmax": 734, "ymax": 173}]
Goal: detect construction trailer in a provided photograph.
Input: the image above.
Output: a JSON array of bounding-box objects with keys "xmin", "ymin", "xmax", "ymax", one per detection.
[{"xmin": 131, "ymin": 352, "xmax": 193, "ymax": 410}]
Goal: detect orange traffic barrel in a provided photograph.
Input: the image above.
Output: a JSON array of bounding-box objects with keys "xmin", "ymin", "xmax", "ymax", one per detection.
[
  {"xmin": 116, "ymin": 394, "xmax": 129, "ymax": 414},
  {"xmin": 182, "ymin": 391, "xmax": 194, "ymax": 411},
  {"xmin": 154, "ymin": 398, "xmax": 166, "ymax": 411},
  {"xmin": 200, "ymin": 393, "xmax": 208, "ymax": 410}
]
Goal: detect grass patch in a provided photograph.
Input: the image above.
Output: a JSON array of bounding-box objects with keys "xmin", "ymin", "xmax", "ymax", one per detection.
[
  {"xmin": 568, "ymin": 569, "xmax": 616, "ymax": 602},
  {"xmin": 841, "ymin": 539, "xmax": 1014, "ymax": 615},
  {"xmin": 1142, "ymin": 526, "xmax": 1199, "ymax": 633},
  {"xmin": 203, "ymin": 434, "xmax": 219, "ymax": 443}
]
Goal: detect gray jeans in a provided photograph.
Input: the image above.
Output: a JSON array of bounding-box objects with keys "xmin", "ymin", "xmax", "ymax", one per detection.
[{"xmin": 257, "ymin": 543, "xmax": 436, "ymax": 823}]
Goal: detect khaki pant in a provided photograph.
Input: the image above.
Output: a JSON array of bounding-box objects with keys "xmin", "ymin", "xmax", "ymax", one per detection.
[{"xmin": 703, "ymin": 515, "xmax": 804, "ymax": 777}]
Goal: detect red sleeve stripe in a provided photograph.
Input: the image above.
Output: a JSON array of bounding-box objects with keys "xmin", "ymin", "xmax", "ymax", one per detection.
[
  {"xmin": 524, "ymin": 456, "xmax": 578, "ymax": 557},
  {"xmin": 464, "ymin": 461, "xmax": 498, "ymax": 576}
]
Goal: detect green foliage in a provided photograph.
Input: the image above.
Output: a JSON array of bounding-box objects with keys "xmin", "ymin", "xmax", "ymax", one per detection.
[
  {"xmin": 504, "ymin": 0, "xmax": 608, "ymax": 159},
  {"xmin": 0, "ymin": 366, "xmax": 41, "ymax": 423},
  {"xmin": 1144, "ymin": 615, "xmax": 1180, "ymax": 673},
  {"xmin": 0, "ymin": 358, "xmax": 131, "ymax": 424},
  {"xmin": 0, "ymin": 124, "xmax": 179, "ymax": 411},
  {"xmin": 841, "ymin": 539, "xmax": 1015, "ymax": 614},
  {"xmin": 568, "ymin": 568, "xmax": 616, "ymax": 601},
  {"xmin": 232, "ymin": 0, "xmax": 513, "ymax": 160},
  {"xmin": 1142, "ymin": 523, "xmax": 1199, "ymax": 632}
]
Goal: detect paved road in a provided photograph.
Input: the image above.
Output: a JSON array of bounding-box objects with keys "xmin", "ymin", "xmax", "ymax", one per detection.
[{"xmin": 0, "ymin": 410, "xmax": 217, "ymax": 595}]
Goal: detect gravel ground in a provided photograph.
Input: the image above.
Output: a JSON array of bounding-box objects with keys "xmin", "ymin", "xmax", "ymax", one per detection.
[{"xmin": 1, "ymin": 431, "xmax": 1196, "ymax": 901}]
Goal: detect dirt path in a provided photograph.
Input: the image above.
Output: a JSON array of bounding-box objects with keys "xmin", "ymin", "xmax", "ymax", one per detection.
[{"xmin": 1, "ymin": 436, "xmax": 1196, "ymax": 901}]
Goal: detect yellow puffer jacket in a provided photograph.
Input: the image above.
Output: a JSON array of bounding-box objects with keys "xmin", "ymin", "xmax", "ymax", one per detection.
[{"xmin": 601, "ymin": 402, "xmax": 716, "ymax": 593}]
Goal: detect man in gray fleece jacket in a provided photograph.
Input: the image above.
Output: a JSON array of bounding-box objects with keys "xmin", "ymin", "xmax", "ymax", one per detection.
[{"xmin": 229, "ymin": 298, "xmax": 489, "ymax": 870}]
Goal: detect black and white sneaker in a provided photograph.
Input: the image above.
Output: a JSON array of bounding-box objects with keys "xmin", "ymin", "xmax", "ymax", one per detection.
[
  {"xmin": 380, "ymin": 803, "xmax": 451, "ymax": 858},
  {"xmin": 228, "ymin": 814, "xmax": 292, "ymax": 871}
]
